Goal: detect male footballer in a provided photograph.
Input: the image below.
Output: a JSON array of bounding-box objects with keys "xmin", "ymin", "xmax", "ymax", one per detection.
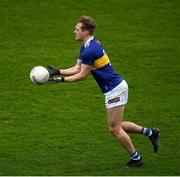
[{"xmin": 47, "ymin": 15, "xmax": 160, "ymax": 168}]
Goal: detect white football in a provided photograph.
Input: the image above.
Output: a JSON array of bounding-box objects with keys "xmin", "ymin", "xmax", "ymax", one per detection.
[{"xmin": 30, "ymin": 66, "xmax": 49, "ymax": 84}]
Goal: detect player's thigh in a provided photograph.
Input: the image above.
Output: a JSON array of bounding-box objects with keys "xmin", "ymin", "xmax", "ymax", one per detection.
[{"xmin": 107, "ymin": 105, "xmax": 125, "ymax": 128}]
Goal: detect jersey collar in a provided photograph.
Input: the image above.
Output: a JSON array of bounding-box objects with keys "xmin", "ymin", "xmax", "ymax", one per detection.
[{"xmin": 84, "ymin": 36, "xmax": 94, "ymax": 48}]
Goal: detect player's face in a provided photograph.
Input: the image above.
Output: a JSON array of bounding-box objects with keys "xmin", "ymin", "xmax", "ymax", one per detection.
[{"xmin": 74, "ymin": 23, "xmax": 86, "ymax": 41}]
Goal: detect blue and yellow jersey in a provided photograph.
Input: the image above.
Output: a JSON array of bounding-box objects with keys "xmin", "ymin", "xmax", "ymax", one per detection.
[{"xmin": 79, "ymin": 36, "xmax": 123, "ymax": 93}]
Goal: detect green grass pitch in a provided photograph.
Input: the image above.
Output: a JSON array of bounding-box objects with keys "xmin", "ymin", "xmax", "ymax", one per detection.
[{"xmin": 0, "ymin": 0, "xmax": 179, "ymax": 175}]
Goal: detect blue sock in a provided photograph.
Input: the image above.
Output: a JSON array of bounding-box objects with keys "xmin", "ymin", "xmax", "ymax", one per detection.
[
  {"xmin": 131, "ymin": 151, "xmax": 141, "ymax": 160},
  {"xmin": 141, "ymin": 127, "xmax": 152, "ymax": 137}
]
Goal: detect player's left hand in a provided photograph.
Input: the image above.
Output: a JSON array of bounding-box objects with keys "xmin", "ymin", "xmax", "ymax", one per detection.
[{"xmin": 48, "ymin": 77, "xmax": 63, "ymax": 84}]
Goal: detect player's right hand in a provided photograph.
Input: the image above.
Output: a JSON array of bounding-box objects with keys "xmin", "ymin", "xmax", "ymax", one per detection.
[{"xmin": 47, "ymin": 65, "xmax": 60, "ymax": 77}]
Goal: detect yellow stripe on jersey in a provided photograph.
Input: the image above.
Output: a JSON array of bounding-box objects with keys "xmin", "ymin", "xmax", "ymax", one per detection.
[{"xmin": 92, "ymin": 53, "xmax": 110, "ymax": 70}]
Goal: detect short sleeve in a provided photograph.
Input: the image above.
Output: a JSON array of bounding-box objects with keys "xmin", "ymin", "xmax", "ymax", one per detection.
[{"xmin": 81, "ymin": 49, "xmax": 95, "ymax": 66}]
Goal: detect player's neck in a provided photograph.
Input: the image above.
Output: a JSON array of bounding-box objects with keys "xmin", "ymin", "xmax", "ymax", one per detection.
[{"xmin": 83, "ymin": 35, "xmax": 94, "ymax": 45}]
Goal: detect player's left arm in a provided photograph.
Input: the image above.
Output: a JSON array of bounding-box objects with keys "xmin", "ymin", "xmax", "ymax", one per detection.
[{"xmin": 63, "ymin": 64, "xmax": 92, "ymax": 82}]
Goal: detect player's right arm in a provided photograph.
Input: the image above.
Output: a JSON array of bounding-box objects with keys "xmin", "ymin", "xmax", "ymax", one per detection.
[
  {"xmin": 60, "ymin": 59, "xmax": 81, "ymax": 76},
  {"xmin": 47, "ymin": 59, "xmax": 81, "ymax": 77}
]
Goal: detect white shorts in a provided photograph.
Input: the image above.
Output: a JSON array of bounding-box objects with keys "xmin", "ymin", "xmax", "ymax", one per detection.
[{"xmin": 104, "ymin": 80, "xmax": 128, "ymax": 109}]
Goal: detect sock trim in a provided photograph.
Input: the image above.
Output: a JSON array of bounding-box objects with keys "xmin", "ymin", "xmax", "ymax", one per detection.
[
  {"xmin": 141, "ymin": 127, "xmax": 144, "ymax": 134},
  {"xmin": 131, "ymin": 151, "xmax": 141, "ymax": 160}
]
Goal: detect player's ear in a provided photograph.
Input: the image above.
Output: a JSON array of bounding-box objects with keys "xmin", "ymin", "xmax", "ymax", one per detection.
[{"xmin": 84, "ymin": 30, "xmax": 89, "ymax": 36}]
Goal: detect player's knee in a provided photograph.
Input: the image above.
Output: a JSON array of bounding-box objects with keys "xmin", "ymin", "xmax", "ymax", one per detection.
[{"xmin": 108, "ymin": 125, "xmax": 121, "ymax": 136}]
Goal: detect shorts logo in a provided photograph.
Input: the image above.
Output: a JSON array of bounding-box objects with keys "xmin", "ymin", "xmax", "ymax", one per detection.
[{"xmin": 108, "ymin": 97, "xmax": 120, "ymax": 104}]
